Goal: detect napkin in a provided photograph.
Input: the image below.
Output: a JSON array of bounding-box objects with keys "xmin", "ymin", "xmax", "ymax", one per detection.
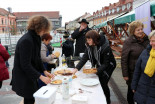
[{"xmin": 72, "ymin": 95, "xmax": 88, "ymax": 104}]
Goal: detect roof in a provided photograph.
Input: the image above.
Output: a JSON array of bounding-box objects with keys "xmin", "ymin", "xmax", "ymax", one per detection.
[
  {"xmin": 74, "ymin": 12, "xmax": 91, "ymax": 21},
  {"xmin": 13, "ymin": 11, "xmax": 60, "ymax": 19},
  {"xmin": 0, "ymin": 8, "xmax": 9, "ymax": 16}
]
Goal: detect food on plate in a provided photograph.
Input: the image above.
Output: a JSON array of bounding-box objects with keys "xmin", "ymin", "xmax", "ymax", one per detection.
[
  {"xmin": 54, "ymin": 51, "xmax": 60, "ymax": 58},
  {"xmin": 51, "ymin": 79, "xmax": 62, "ymax": 84},
  {"xmin": 54, "ymin": 69, "xmax": 72, "ymax": 75},
  {"xmin": 72, "ymin": 74, "xmax": 77, "ymax": 79},
  {"xmin": 83, "ymin": 68, "xmax": 97, "ymax": 74}
]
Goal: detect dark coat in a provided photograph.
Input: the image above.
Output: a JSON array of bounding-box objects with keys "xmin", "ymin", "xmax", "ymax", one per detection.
[
  {"xmin": 131, "ymin": 45, "xmax": 155, "ymax": 104},
  {"xmin": 11, "ymin": 30, "xmax": 45, "ymax": 98},
  {"xmin": 71, "ymin": 27, "xmax": 91, "ymax": 56},
  {"xmin": 76, "ymin": 35, "xmax": 116, "ymax": 84},
  {"xmin": 0, "ymin": 44, "xmax": 10, "ymax": 81},
  {"xmin": 62, "ymin": 38, "xmax": 74, "ymax": 57},
  {"xmin": 121, "ymin": 35, "xmax": 149, "ymax": 85}
]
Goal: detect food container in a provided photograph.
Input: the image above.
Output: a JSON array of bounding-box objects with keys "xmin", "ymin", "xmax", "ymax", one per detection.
[
  {"xmin": 33, "ymin": 86, "xmax": 57, "ymax": 104},
  {"xmin": 62, "ymin": 77, "xmax": 69, "ymax": 99},
  {"xmin": 66, "ymin": 56, "xmax": 81, "ymax": 68}
]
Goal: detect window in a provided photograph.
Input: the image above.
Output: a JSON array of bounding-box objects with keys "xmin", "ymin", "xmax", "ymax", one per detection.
[
  {"xmin": 127, "ymin": 3, "xmax": 131, "ymax": 9},
  {"xmin": 109, "ymin": 10, "xmax": 111, "ymax": 14},
  {"xmin": 5, "ymin": 19, "xmax": 7, "ymax": 24},
  {"xmin": 104, "ymin": 11, "xmax": 106, "ymax": 15},
  {"xmin": 2, "ymin": 28, "xmax": 4, "ymax": 33},
  {"xmin": 98, "ymin": 13, "xmax": 100, "ymax": 17},
  {"xmin": 122, "ymin": 5, "xmax": 126, "ymax": 11},
  {"xmin": 2, "ymin": 19, "xmax": 4, "ymax": 25},
  {"xmin": 55, "ymin": 21, "xmax": 59, "ymax": 25},
  {"xmin": 117, "ymin": 7, "xmax": 120, "ymax": 12},
  {"xmin": 112, "ymin": 9, "xmax": 115, "ymax": 13},
  {"xmin": 102, "ymin": 12, "xmax": 104, "ymax": 16}
]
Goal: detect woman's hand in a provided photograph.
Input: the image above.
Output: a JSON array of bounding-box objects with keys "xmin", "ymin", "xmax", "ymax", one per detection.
[
  {"xmin": 39, "ymin": 75, "xmax": 51, "ymax": 84},
  {"xmin": 51, "ymin": 54, "xmax": 56, "ymax": 59},
  {"xmin": 132, "ymin": 90, "xmax": 136, "ymax": 93},
  {"xmin": 123, "ymin": 77, "xmax": 129, "ymax": 81},
  {"xmin": 72, "ymin": 68, "xmax": 78, "ymax": 74},
  {"xmin": 44, "ymin": 71, "xmax": 55, "ymax": 79}
]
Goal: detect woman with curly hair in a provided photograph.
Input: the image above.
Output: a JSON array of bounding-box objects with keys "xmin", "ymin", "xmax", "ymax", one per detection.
[{"xmin": 11, "ymin": 15, "xmax": 54, "ymax": 104}]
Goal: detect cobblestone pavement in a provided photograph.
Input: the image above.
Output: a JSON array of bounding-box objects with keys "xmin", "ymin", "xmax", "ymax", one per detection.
[{"xmin": 0, "ymin": 48, "xmax": 123, "ymax": 104}]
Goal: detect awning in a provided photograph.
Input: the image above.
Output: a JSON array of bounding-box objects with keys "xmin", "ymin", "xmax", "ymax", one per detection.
[
  {"xmin": 94, "ymin": 21, "xmax": 107, "ymax": 29},
  {"xmin": 114, "ymin": 10, "xmax": 135, "ymax": 25},
  {"xmin": 151, "ymin": 0, "xmax": 155, "ymax": 16},
  {"xmin": 94, "ymin": 12, "xmax": 127, "ymax": 29}
]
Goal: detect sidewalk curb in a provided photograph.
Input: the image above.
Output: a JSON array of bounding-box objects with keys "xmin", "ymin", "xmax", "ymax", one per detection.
[{"xmin": 109, "ymin": 77, "xmax": 128, "ymax": 104}]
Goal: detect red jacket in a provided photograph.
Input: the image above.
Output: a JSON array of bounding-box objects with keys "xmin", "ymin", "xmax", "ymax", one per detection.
[{"xmin": 0, "ymin": 44, "xmax": 10, "ymax": 81}]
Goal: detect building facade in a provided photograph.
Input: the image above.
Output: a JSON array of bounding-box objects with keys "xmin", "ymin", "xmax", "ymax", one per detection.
[
  {"xmin": 93, "ymin": 0, "xmax": 133, "ymax": 26},
  {"xmin": 66, "ymin": 12, "xmax": 92, "ymax": 33},
  {"xmin": 86, "ymin": 15, "xmax": 94, "ymax": 28},
  {"xmin": 13, "ymin": 11, "xmax": 62, "ymax": 34},
  {"xmin": 0, "ymin": 8, "xmax": 16, "ymax": 34}
]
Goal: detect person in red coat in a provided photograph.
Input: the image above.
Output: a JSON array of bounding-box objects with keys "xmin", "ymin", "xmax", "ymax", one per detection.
[{"xmin": 0, "ymin": 44, "xmax": 10, "ymax": 88}]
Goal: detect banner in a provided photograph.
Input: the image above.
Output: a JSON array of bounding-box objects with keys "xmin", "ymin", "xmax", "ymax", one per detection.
[{"xmin": 135, "ymin": 1, "xmax": 151, "ymax": 35}]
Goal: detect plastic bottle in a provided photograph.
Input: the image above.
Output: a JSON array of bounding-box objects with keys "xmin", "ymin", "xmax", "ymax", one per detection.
[
  {"xmin": 62, "ymin": 77, "xmax": 69, "ymax": 99},
  {"xmin": 62, "ymin": 54, "xmax": 66, "ymax": 66}
]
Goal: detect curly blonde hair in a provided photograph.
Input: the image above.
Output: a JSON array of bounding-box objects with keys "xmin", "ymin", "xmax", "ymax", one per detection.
[
  {"xmin": 128, "ymin": 21, "xmax": 144, "ymax": 35},
  {"xmin": 27, "ymin": 15, "xmax": 52, "ymax": 34}
]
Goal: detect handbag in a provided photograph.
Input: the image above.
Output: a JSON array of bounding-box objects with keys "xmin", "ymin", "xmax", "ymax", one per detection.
[{"xmin": 0, "ymin": 68, "xmax": 9, "ymax": 81}]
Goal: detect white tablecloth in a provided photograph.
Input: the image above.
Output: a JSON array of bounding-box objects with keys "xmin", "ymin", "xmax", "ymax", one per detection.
[{"xmin": 47, "ymin": 69, "xmax": 107, "ymax": 104}]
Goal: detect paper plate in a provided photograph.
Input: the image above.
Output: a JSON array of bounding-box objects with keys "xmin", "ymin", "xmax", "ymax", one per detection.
[
  {"xmin": 51, "ymin": 79, "xmax": 62, "ymax": 85},
  {"xmin": 80, "ymin": 78, "xmax": 99, "ymax": 86}
]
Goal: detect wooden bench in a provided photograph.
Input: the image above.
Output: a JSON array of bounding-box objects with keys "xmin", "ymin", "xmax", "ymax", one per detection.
[
  {"xmin": 111, "ymin": 46, "xmax": 122, "ymax": 53},
  {"xmin": 109, "ymin": 39, "xmax": 124, "ymax": 46}
]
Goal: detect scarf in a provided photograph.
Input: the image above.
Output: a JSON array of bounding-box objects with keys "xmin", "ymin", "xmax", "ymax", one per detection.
[
  {"xmin": 144, "ymin": 49, "xmax": 155, "ymax": 77},
  {"xmin": 134, "ymin": 33, "xmax": 145, "ymax": 43}
]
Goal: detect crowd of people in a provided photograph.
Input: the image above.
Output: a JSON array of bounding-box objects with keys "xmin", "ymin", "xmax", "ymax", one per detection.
[{"xmin": 1, "ymin": 15, "xmax": 155, "ymax": 104}]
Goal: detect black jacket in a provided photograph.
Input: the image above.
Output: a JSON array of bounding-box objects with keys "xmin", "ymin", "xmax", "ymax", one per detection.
[
  {"xmin": 76, "ymin": 35, "xmax": 116, "ymax": 83},
  {"xmin": 11, "ymin": 30, "xmax": 45, "ymax": 98},
  {"xmin": 71, "ymin": 27, "xmax": 91, "ymax": 56},
  {"xmin": 62, "ymin": 38, "xmax": 74, "ymax": 57},
  {"xmin": 131, "ymin": 44, "xmax": 155, "ymax": 104}
]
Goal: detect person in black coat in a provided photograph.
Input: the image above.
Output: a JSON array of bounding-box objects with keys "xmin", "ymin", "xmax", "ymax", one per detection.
[
  {"xmin": 62, "ymin": 32, "xmax": 74, "ymax": 57},
  {"xmin": 71, "ymin": 19, "xmax": 91, "ymax": 56},
  {"xmin": 11, "ymin": 16, "xmax": 54, "ymax": 104},
  {"xmin": 131, "ymin": 30, "xmax": 155, "ymax": 104},
  {"xmin": 72, "ymin": 30, "xmax": 116, "ymax": 104}
]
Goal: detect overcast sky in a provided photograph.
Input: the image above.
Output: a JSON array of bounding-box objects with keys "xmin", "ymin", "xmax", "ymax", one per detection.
[{"xmin": 0, "ymin": 0, "xmax": 118, "ymax": 26}]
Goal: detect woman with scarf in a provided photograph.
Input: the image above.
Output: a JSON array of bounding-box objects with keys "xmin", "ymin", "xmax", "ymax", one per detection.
[
  {"xmin": 121, "ymin": 21, "xmax": 149, "ymax": 104},
  {"xmin": 72, "ymin": 30, "xmax": 116, "ymax": 104},
  {"xmin": 131, "ymin": 30, "xmax": 155, "ymax": 104}
]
